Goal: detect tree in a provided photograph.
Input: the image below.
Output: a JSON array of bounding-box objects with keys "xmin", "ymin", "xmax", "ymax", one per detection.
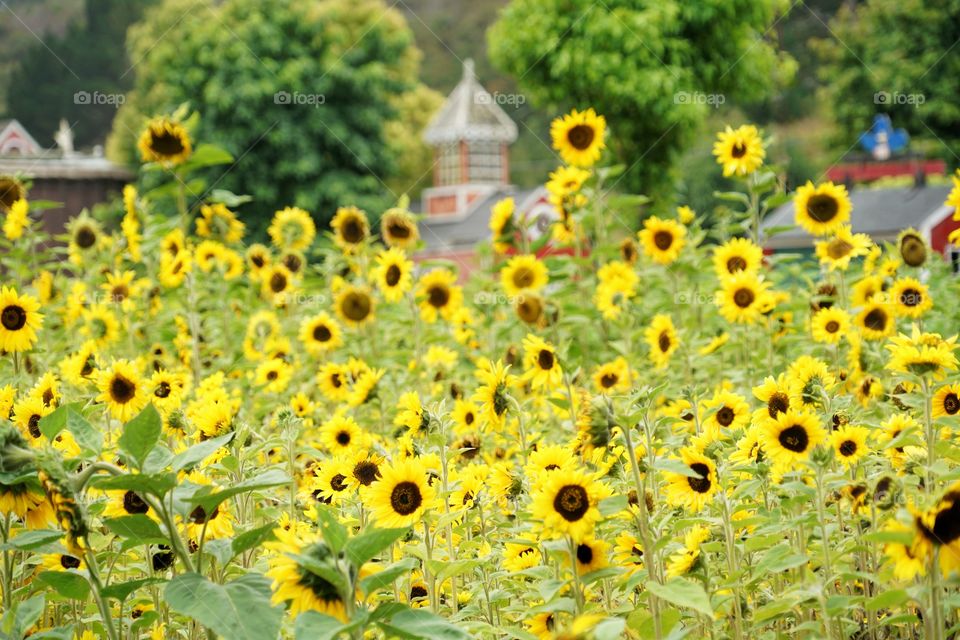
[
  {"xmin": 488, "ymin": 0, "xmax": 789, "ymax": 207},
  {"xmin": 109, "ymin": 0, "xmax": 436, "ymax": 232},
  {"xmin": 5, "ymin": 0, "xmax": 156, "ymax": 148},
  {"xmin": 816, "ymin": 0, "xmax": 960, "ymax": 165}
]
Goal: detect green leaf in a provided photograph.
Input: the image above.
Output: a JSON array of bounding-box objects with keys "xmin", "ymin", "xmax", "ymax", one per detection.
[
  {"xmin": 171, "ymin": 433, "xmax": 234, "ymax": 472},
  {"xmin": 164, "ymin": 572, "xmax": 283, "ymax": 640},
  {"xmin": 866, "ymin": 588, "xmax": 910, "ymax": 612},
  {"xmin": 40, "ymin": 405, "xmax": 100, "ymax": 455},
  {"xmin": 101, "ymin": 577, "xmax": 167, "ymax": 602},
  {"xmin": 176, "ymin": 143, "xmax": 234, "ymax": 172},
  {"xmin": 209, "ymin": 189, "xmax": 253, "ymax": 207},
  {"xmin": 232, "ymin": 523, "xmax": 278, "ymax": 557},
  {"xmin": 313, "ymin": 506, "xmax": 348, "ymax": 553},
  {"xmin": 0, "ymin": 595, "xmax": 45, "ymax": 639},
  {"xmin": 37, "ymin": 571, "xmax": 90, "ymax": 600},
  {"xmin": 376, "ymin": 606, "xmax": 473, "ymax": 640},
  {"xmin": 2, "ymin": 529, "xmax": 63, "ymax": 551},
  {"xmin": 187, "ymin": 468, "xmax": 290, "ymax": 515},
  {"xmin": 119, "ymin": 405, "xmax": 162, "ymax": 468},
  {"xmin": 628, "ymin": 608, "xmax": 681, "ymax": 638},
  {"xmin": 359, "ymin": 557, "xmax": 418, "ymax": 597},
  {"xmin": 103, "ymin": 515, "xmax": 166, "ymax": 542},
  {"xmin": 38, "ymin": 402, "xmax": 81, "ymax": 439},
  {"xmin": 294, "ymin": 612, "xmax": 357, "ymax": 640},
  {"xmin": 646, "ymin": 577, "xmax": 713, "ymax": 617},
  {"xmin": 343, "ymin": 526, "xmax": 409, "ymax": 568},
  {"xmin": 90, "ymin": 472, "xmax": 177, "ymax": 497},
  {"xmin": 655, "ymin": 458, "xmax": 704, "ymax": 478}
]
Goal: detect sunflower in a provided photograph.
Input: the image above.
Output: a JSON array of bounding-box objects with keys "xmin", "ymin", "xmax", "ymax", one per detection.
[
  {"xmin": 196, "ymin": 203, "xmax": 244, "ymax": 244},
  {"xmin": 913, "ymin": 482, "xmax": 960, "ymax": 576},
  {"xmin": 889, "ymin": 277, "xmax": 932, "ymax": 318},
  {"xmin": 897, "ymin": 228, "xmax": 928, "ymax": 267},
  {"xmin": 793, "ymin": 181, "xmax": 851, "ymax": 236},
  {"xmin": 265, "ymin": 527, "xmax": 347, "ymax": 620},
  {"xmin": 260, "ymin": 264, "xmax": 295, "ymax": 304},
  {"xmin": 0, "ymin": 175, "xmax": 25, "ymax": 212},
  {"xmin": 96, "ymin": 360, "xmax": 147, "ymax": 423},
  {"xmin": 254, "ymin": 358, "xmax": 292, "ymax": 393},
  {"xmin": 343, "ymin": 451, "xmax": 383, "ymax": 492},
  {"xmin": 59, "ymin": 341, "xmax": 100, "ymax": 387},
  {"xmin": 159, "ymin": 252, "xmax": 191, "ymax": 288},
  {"xmin": 308, "ymin": 458, "xmax": 351, "ymax": 505},
  {"xmin": 334, "ymin": 284, "xmax": 375, "ymax": 328},
  {"xmin": 500, "ymin": 254, "xmax": 548, "ymax": 298},
  {"xmin": 715, "ymin": 271, "xmax": 770, "ymax": 324},
  {"xmin": 666, "ymin": 525, "xmax": 710, "ymax": 577},
  {"xmin": 379, "ymin": 207, "xmax": 419, "ymax": 249},
  {"xmin": 712, "ymin": 125, "xmax": 765, "ymax": 177},
  {"xmin": 760, "ymin": 409, "xmax": 826, "ymax": 473},
  {"xmin": 702, "ymin": 390, "xmax": 750, "ymax": 439},
  {"xmin": 503, "ymin": 541, "xmax": 542, "ymax": 572},
  {"xmin": 550, "ymin": 108, "xmax": 606, "ymax": 167},
  {"xmin": 371, "ymin": 248, "xmax": 413, "ymax": 303},
  {"xmin": 644, "ymin": 314, "xmax": 679, "ymax": 369},
  {"xmin": 831, "ymin": 425, "xmax": 870, "ymax": 467},
  {"xmin": 786, "ymin": 355, "xmax": 836, "ymax": 408},
  {"xmin": 268, "ymin": 207, "xmax": 316, "ymax": 252},
  {"xmin": 40, "ymin": 551, "xmax": 85, "ymax": 572},
  {"xmin": 591, "ymin": 357, "xmax": 632, "ymax": 395},
  {"xmin": 663, "ymin": 447, "xmax": 718, "ymax": 512},
  {"xmin": 514, "ymin": 293, "xmax": 546, "ymax": 326},
  {"xmin": 66, "ymin": 213, "xmax": 103, "ymax": 265},
  {"xmin": 489, "ymin": 197, "xmax": 515, "ymax": 253},
  {"xmin": 885, "ymin": 326, "xmax": 958, "ymax": 380},
  {"xmin": 712, "ymin": 237, "xmax": 762, "ymax": 279},
  {"xmin": 147, "ymin": 370, "xmax": 187, "ymax": 414},
  {"xmin": 102, "ymin": 489, "xmax": 157, "ymax": 521},
  {"xmin": 472, "ymin": 359, "xmax": 516, "ymax": 430},
  {"xmin": 571, "ymin": 536, "xmax": 610, "ymax": 575},
  {"xmin": 522, "ymin": 334, "xmax": 563, "ymax": 390},
  {"xmin": 882, "ymin": 522, "xmax": 925, "ymax": 581},
  {"xmin": 330, "ymin": 206, "xmax": 369, "ymax": 253},
  {"xmin": 137, "ymin": 117, "xmax": 192, "ymax": 165},
  {"xmin": 530, "ymin": 466, "xmax": 609, "ymax": 539},
  {"xmin": 13, "ymin": 396, "xmax": 53, "ymax": 440},
  {"xmin": 0, "ymin": 286, "xmax": 43, "ymax": 353},
  {"xmin": 416, "ymin": 269, "xmax": 462, "ymax": 323},
  {"xmin": 362, "ymin": 457, "xmax": 436, "ymax": 528},
  {"xmin": 299, "ymin": 312, "xmax": 342, "ymax": 356},
  {"xmin": 245, "ymin": 244, "xmax": 272, "ymax": 280},
  {"xmin": 347, "ymin": 367, "xmax": 384, "ymax": 407},
  {"xmin": 814, "ymin": 226, "xmax": 872, "ymax": 271},
  {"xmin": 856, "ymin": 302, "xmax": 894, "ymax": 341},
  {"xmin": 193, "ymin": 401, "xmax": 235, "ymax": 440},
  {"xmin": 853, "ymin": 374, "xmax": 884, "ymax": 407},
  {"xmin": 320, "ymin": 414, "xmax": 370, "ymax": 455},
  {"xmin": 810, "ymin": 307, "xmax": 851, "ymax": 344},
  {"xmin": 933, "ymin": 384, "xmax": 960, "ymax": 419},
  {"xmin": 3, "ymin": 197, "xmax": 28, "ymax": 240},
  {"xmin": 638, "ymin": 216, "xmax": 686, "ymax": 265},
  {"xmin": 81, "ymin": 304, "xmax": 120, "ymax": 347}
]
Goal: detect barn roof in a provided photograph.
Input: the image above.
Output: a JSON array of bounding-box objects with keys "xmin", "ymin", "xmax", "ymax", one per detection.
[
  {"xmin": 423, "ymin": 59, "xmax": 518, "ymax": 146},
  {"xmin": 419, "ymin": 187, "xmax": 543, "ymax": 252},
  {"xmin": 763, "ymin": 184, "xmax": 952, "ymax": 249}
]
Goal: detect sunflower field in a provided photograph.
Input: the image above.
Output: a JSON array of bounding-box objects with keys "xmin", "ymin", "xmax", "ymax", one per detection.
[{"xmin": 2, "ymin": 110, "xmax": 960, "ymax": 640}]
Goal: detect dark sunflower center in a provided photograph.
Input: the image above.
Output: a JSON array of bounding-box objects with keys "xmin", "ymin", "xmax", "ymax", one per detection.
[
  {"xmin": 313, "ymin": 324, "xmax": 332, "ymax": 342},
  {"xmin": 600, "ymin": 373, "xmax": 618, "ymax": 388},
  {"xmin": 518, "ymin": 298, "xmax": 542, "ymax": 323},
  {"xmin": 75, "ymin": 226, "xmax": 97, "ymax": 249},
  {"xmin": 827, "ymin": 239, "xmax": 853, "ymax": 260},
  {"xmin": 251, "ymin": 254, "xmax": 265, "ymax": 268},
  {"xmin": 733, "ymin": 287, "xmax": 755, "ymax": 308},
  {"xmin": 944, "ymin": 393, "xmax": 960, "ymax": 415},
  {"xmin": 864, "ymin": 308, "xmax": 888, "ymax": 331},
  {"xmin": 930, "ymin": 493, "xmax": 960, "ymax": 544},
  {"xmin": 269, "ymin": 272, "xmax": 288, "ymax": 293},
  {"xmin": 385, "ymin": 264, "xmax": 402, "ymax": 287},
  {"xmin": 330, "ymin": 474, "xmax": 347, "ymax": 492},
  {"xmin": 537, "ymin": 349, "xmax": 555, "ymax": 370},
  {"xmin": 123, "ymin": 491, "xmax": 149, "ymax": 514},
  {"xmin": 110, "ymin": 374, "xmax": 136, "ymax": 403},
  {"xmin": 283, "ymin": 254, "xmax": 302, "ymax": 273},
  {"xmin": 387, "ymin": 220, "xmax": 411, "ymax": 239},
  {"xmin": 390, "ymin": 481, "xmax": 423, "ymax": 515},
  {"xmin": 1, "ymin": 305, "xmax": 26, "ymax": 331},
  {"xmin": 353, "ymin": 460, "xmax": 380, "ymax": 486},
  {"xmin": 726, "ymin": 256, "xmax": 747, "ymax": 273},
  {"xmin": 335, "ymin": 430, "xmax": 351, "ymax": 446},
  {"xmin": 465, "ymin": 411, "xmax": 475, "ymax": 425},
  {"xmin": 28, "ymin": 415, "xmax": 41, "ymax": 438},
  {"xmin": 825, "ymin": 320, "xmax": 840, "ymax": 333},
  {"xmin": 150, "ymin": 129, "xmax": 186, "ymax": 156},
  {"xmin": 266, "ymin": 369, "xmax": 278, "ymax": 381},
  {"xmin": 576, "ymin": 543, "xmax": 593, "ymax": 564},
  {"xmin": 716, "ymin": 406, "xmax": 735, "ymax": 427},
  {"xmin": 839, "ymin": 440, "xmax": 857, "ymax": 457},
  {"xmin": 686, "ymin": 462, "xmax": 712, "ymax": 493},
  {"xmin": 731, "ymin": 142, "xmax": 747, "ymax": 158},
  {"xmin": 653, "ymin": 230, "xmax": 674, "ymax": 251},
  {"xmin": 341, "ymin": 292, "xmax": 371, "ymax": 322},
  {"xmin": 60, "ymin": 554, "xmax": 81, "ymax": 569},
  {"xmin": 553, "ymin": 484, "xmax": 589, "ymax": 522},
  {"xmin": 0, "ymin": 179, "xmax": 23, "ymax": 210},
  {"xmin": 190, "ymin": 505, "xmax": 219, "ymax": 524},
  {"xmin": 154, "ymin": 381, "xmax": 171, "ymax": 398},
  {"xmin": 428, "ymin": 285, "xmax": 449, "ymax": 308},
  {"xmin": 512, "ymin": 266, "xmax": 535, "ymax": 288},
  {"xmin": 806, "ymin": 194, "xmax": 839, "ymax": 223},
  {"xmin": 658, "ymin": 332, "xmax": 671, "ymax": 353},
  {"xmin": 567, "ymin": 124, "xmax": 595, "ymax": 150},
  {"xmin": 899, "ymin": 288, "xmax": 922, "ymax": 307},
  {"xmin": 778, "ymin": 425, "xmax": 809, "ymax": 453},
  {"xmin": 900, "ymin": 235, "xmax": 927, "ymax": 267},
  {"xmin": 341, "ymin": 218, "xmax": 365, "ymax": 244},
  {"xmin": 297, "ymin": 548, "xmax": 342, "ymax": 603}
]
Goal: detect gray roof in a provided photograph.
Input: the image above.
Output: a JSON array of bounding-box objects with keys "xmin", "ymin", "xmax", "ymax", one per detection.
[
  {"xmin": 423, "ymin": 59, "xmax": 518, "ymax": 145},
  {"xmin": 763, "ymin": 184, "xmax": 951, "ymax": 249},
  {"xmin": 419, "ymin": 187, "xmax": 542, "ymax": 251}
]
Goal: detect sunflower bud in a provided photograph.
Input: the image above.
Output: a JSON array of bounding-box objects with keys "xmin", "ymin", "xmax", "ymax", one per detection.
[{"xmin": 36, "ymin": 460, "xmax": 89, "ymax": 556}]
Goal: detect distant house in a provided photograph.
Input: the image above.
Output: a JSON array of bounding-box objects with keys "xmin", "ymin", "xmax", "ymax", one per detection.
[
  {"xmin": 0, "ymin": 119, "xmax": 132, "ymax": 235},
  {"xmin": 416, "ymin": 60, "xmax": 558, "ymax": 273},
  {"xmin": 763, "ymin": 183, "xmax": 957, "ymax": 258}
]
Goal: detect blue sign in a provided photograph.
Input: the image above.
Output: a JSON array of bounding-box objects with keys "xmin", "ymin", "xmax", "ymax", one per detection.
[{"xmin": 859, "ymin": 114, "xmax": 909, "ymax": 160}]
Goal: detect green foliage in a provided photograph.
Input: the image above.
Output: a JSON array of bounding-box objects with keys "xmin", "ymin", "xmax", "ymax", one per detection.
[
  {"xmin": 164, "ymin": 572, "xmax": 284, "ymax": 640},
  {"xmin": 110, "ymin": 0, "xmax": 436, "ymax": 233},
  {"xmin": 488, "ymin": 0, "xmax": 791, "ymax": 208},
  {"xmin": 816, "ymin": 0, "xmax": 960, "ymax": 165}
]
